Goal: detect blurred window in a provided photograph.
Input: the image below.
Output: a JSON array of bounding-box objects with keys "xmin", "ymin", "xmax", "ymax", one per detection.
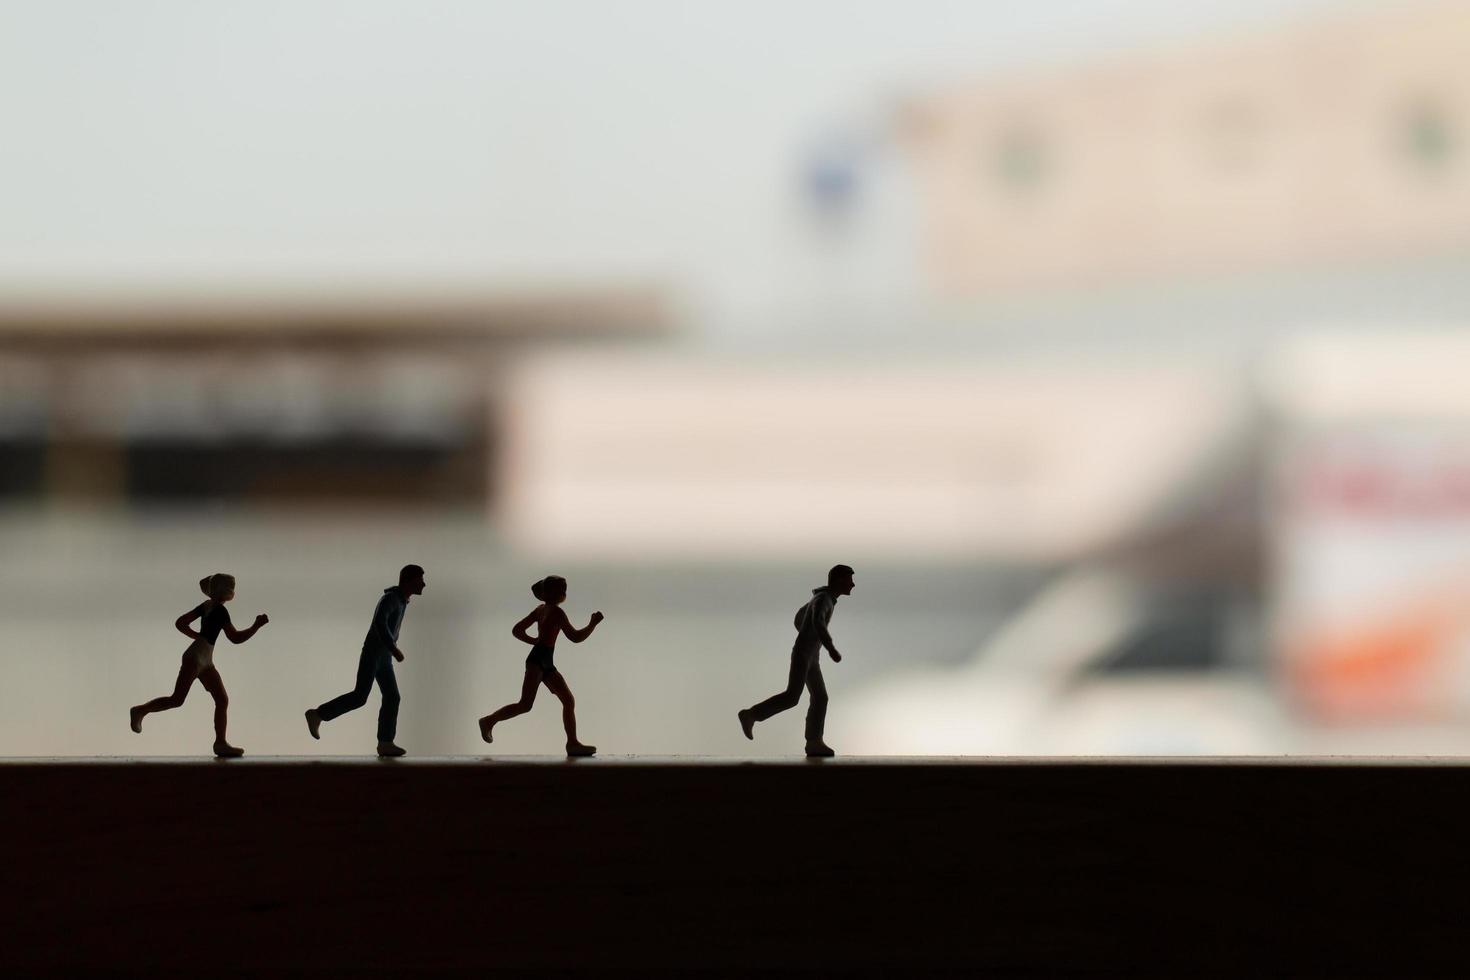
[
  {"xmin": 1399, "ymin": 97, "xmax": 1456, "ymax": 175},
  {"xmin": 990, "ymin": 122, "xmax": 1050, "ymax": 194}
]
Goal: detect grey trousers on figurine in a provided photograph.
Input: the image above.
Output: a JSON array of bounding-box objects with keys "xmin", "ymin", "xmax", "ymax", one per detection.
[{"xmin": 747, "ymin": 644, "xmax": 828, "ymax": 743}]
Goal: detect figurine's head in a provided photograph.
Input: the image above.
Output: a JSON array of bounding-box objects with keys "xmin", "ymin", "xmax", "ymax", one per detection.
[
  {"xmin": 399, "ymin": 564, "xmax": 426, "ymax": 597},
  {"xmin": 828, "ymin": 564, "xmax": 855, "ymax": 597},
  {"xmin": 532, "ymin": 575, "xmax": 568, "ymax": 605},
  {"xmin": 200, "ymin": 573, "xmax": 236, "ymax": 603}
]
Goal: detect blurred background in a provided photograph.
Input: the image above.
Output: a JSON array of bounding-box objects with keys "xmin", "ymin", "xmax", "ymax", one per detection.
[{"xmin": 4, "ymin": 0, "xmax": 1470, "ymax": 756}]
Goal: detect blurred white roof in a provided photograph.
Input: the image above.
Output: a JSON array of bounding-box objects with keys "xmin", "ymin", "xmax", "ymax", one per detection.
[
  {"xmin": 500, "ymin": 351, "xmax": 1248, "ymax": 560},
  {"xmin": 1266, "ymin": 328, "xmax": 1470, "ymax": 422}
]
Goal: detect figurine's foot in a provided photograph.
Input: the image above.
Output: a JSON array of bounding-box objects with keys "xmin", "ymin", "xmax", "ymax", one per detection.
[
  {"xmin": 566, "ymin": 742, "xmax": 597, "ymax": 758},
  {"xmin": 129, "ymin": 706, "xmax": 145, "ymax": 734},
  {"xmin": 377, "ymin": 741, "xmax": 406, "ymax": 758},
  {"xmin": 478, "ymin": 717, "xmax": 494, "ymax": 744},
  {"xmin": 213, "ymin": 741, "xmax": 244, "ymax": 759},
  {"xmin": 304, "ymin": 709, "xmax": 321, "ymax": 740},
  {"xmin": 804, "ymin": 742, "xmax": 836, "ymax": 758},
  {"xmin": 738, "ymin": 709, "xmax": 755, "ymax": 740}
]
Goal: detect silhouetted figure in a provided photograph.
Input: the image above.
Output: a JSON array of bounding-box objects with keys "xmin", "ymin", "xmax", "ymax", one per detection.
[
  {"xmin": 130, "ymin": 573, "xmax": 269, "ymax": 758},
  {"xmin": 739, "ymin": 564, "xmax": 855, "ymax": 757},
  {"xmin": 478, "ymin": 576, "xmax": 603, "ymax": 757},
  {"xmin": 305, "ymin": 564, "xmax": 424, "ymax": 758}
]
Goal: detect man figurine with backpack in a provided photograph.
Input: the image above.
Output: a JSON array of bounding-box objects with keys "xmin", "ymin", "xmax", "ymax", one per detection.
[{"xmin": 738, "ymin": 564, "xmax": 855, "ymax": 758}]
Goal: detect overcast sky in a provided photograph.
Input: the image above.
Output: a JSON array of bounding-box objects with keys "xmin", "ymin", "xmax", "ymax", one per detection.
[{"xmin": 0, "ymin": 0, "xmax": 1365, "ymax": 323}]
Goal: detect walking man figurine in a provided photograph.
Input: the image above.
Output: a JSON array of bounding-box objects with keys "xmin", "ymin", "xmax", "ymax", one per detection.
[
  {"xmin": 738, "ymin": 564, "xmax": 854, "ymax": 758},
  {"xmin": 305, "ymin": 564, "xmax": 424, "ymax": 757}
]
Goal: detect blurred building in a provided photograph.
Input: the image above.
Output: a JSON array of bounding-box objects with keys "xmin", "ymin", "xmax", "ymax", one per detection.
[
  {"xmin": 901, "ymin": 2, "xmax": 1470, "ymax": 296},
  {"xmin": 1267, "ymin": 330, "xmax": 1470, "ymax": 722},
  {"xmin": 499, "ymin": 350, "xmax": 1247, "ymax": 562},
  {"xmin": 6, "ymin": 0, "xmax": 1470, "ymax": 756},
  {"xmin": 0, "ymin": 286, "xmax": 668, "ymax": 507}
]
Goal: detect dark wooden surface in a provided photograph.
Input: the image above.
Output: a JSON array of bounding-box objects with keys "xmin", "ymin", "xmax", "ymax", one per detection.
[{"xmin": 3, "ymin": 757, "xmax": 1468, "ymax": 976}]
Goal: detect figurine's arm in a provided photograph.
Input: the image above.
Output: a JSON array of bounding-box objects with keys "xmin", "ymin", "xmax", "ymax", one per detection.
[
  {"xmin": 175, "ymin": 606, "xmax": 203, "ymax": 640},
  {"xmin": 562, "ymin": 609, "xmax": 605, "ymax": 643},
  {"xmin": 512, "ymin": 609, "xmax": 541, "ymax": 646},
  {"xmin": 371, "ymin": 596, "xmax": 402, "ymax": 656},
  {"xmin": 814, "ymin": 597, "xmax": 841, "ymax": 661},
  {"xmin": 224, "ymin": 613, "xmax": 269, "ymax": 644}
]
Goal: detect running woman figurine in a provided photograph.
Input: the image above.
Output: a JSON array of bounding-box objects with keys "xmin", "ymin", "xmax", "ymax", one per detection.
[
  {"xmin": 129, "ymin": 572, "xmax": 269, "ymax": 758},
  {"xmin": 478, "ymin": 576, "xmax": 603, "ymax": 757}
]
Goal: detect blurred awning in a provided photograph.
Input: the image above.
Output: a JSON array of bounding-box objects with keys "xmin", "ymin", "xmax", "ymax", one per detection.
[{"xmin": 0, "ymin": 281, "xmax": 671, "ymax": 346}]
